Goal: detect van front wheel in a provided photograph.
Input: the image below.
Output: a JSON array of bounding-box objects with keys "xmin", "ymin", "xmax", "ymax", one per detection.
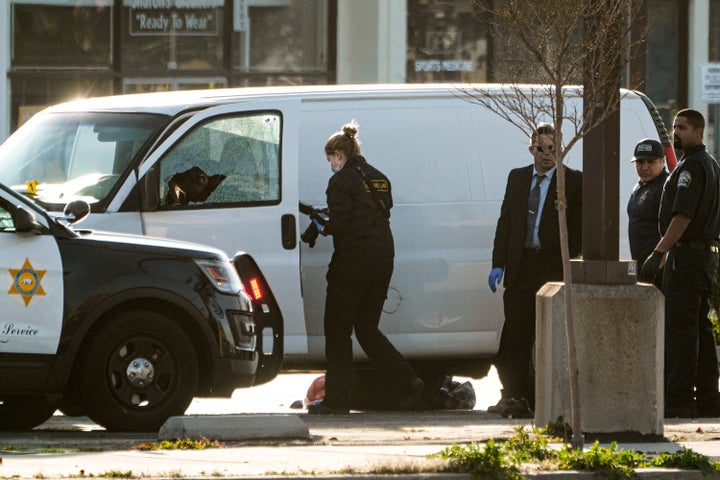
[{"xmin": 80, "ymin": 310, "xmax": 199, "ymax": 432}]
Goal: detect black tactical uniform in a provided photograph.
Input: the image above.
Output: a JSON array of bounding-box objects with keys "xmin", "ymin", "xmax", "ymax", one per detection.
[
  {"xmin": 628, "ymin": 169, "xmax": 669, "ymax": 289},
  {"xmin": 320, "ymin": 155, "xmax": 419, "ymax": 411},
  {"xmin": 660, "ymin": 144, "xmax": 720, "ymax": 415},
  {"xmin": 628, "ymin": 170, "xmax": 668, "ymax": 265}
]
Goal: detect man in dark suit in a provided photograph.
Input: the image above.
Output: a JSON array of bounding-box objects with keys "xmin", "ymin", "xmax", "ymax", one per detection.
[{"xmin": 487, "ymin": 123, "xmax": 583, "ymax": 418}]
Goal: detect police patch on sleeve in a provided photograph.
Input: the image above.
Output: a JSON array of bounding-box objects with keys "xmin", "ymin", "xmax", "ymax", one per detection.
[{"xmin": 677, "ymin": 171, "xmax": 692, "ymax": 188}]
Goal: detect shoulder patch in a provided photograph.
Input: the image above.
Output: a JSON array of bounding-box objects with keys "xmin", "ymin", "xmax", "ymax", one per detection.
[{"xmin": 677, "ymin": 171, "xmax": 692, "ymax": 188}]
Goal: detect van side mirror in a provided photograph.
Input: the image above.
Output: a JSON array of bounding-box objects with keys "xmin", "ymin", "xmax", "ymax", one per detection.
[
  {"xmin": 62, "ymin": 200, "xmax": 91, "ymax": 225},
  {"xmin": 14, "ymin": 206, "xmax": 43, "ymax": 233}
]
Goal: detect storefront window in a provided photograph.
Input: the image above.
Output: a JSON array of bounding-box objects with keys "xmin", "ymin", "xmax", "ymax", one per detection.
[
  {"xmin": 12, "ymin": 0, "xmax": 112, "ymax": 67},
  {"xmin": 10, "ymin": 76, "xmax": 114, "ymax": 129},
  {"xmin": 406, "ymin": 0, "xmax": 490, "ymax": 83},
  {"xmin": 231, "ymin": 0, "xmax": 327, "ymax": 77},
  {"xmin": 121, "ymin": 0, "xmax": 224, "ymax": 71}
]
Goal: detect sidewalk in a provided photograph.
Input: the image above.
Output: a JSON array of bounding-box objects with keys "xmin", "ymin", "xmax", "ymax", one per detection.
[{"xmin": 3, "ymin": 412, "xmax": 720, "ymax": 479}]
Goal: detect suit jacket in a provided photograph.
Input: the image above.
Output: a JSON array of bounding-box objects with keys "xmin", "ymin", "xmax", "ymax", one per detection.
[{"xmin": 491, "ymin": 164, "xmax": 582, "ymax": 289}]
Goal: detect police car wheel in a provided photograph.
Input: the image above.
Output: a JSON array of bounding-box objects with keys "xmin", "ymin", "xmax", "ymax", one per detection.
[
  {"xmin": 0, "ymin": 395, "xmax": 58, "ymax": 431},
  {"xmin": 79, "ymin": 310, "xmax": 199, "ymax": 432}
]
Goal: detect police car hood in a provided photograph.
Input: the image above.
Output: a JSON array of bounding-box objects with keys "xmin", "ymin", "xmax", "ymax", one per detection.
[{"xmin": 73, "ymin": 228, "xmax": 231, "ymax": 260}]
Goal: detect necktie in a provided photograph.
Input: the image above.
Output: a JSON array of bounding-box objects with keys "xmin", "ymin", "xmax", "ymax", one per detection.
[{"xmin": 525, "ymin": 174, "xmax": 546, "ymax": 247}]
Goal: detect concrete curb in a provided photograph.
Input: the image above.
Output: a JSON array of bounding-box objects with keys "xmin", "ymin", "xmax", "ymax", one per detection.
[
  {"xmin": 218, "ymin": 472, "xmax": 720, "ymax": 479},
  {"xmin": 158, "ymin": 414, "xmax": 310, "ymax": 441}
]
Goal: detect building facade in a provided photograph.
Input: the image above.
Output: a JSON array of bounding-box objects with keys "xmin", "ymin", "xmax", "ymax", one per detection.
[{"xmin": 1, "ymin": 0, "xmax": 718, "ymax": 149}]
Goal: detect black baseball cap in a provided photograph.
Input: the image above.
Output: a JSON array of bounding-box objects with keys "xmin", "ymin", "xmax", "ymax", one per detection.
[{"xmin": 632, "ymin": 138, "xmax": 664, "ymax": 161}]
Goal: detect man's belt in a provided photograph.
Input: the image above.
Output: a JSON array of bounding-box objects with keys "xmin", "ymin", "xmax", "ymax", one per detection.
[
  {"xmin": 675, "ymin": 241, "xmax": 719, "ymax": 253},
  {"xmin": 523, "ymin": 247, "xmax": 542, "ymax": 255}
]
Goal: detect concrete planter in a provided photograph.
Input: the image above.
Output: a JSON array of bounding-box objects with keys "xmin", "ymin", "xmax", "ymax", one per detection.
[{"xmin": 535, "ymin": 282, "xmax": 664, "ymax": 436}]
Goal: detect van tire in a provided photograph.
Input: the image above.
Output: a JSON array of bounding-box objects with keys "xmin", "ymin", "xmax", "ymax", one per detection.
[
  {"xmin": 0, "ymin": 395, "xmax": 58, "ymax": 431},
  {"xmin": 79, "ymin": 310, "xmax": 199, "ymax": 432}
]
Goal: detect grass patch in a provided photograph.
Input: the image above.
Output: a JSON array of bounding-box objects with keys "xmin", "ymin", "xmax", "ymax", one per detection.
[
  {"xmin": 434, "ymin": 425, "xmax": 720, "ymax": 479},
  {"xmin": 650, "ymin": 446, "xmax": 719, "ymax": 473},
  {"xmin": 96, "ymin": 471, "xmax": 134, "ymax": 478},
  {"xmin": 38, "ymin": 447, "xmax": 71, "ymax": 454},
  {"xmin": 133, "ymin": 437, "xmax": 225, "ymax": 450}
]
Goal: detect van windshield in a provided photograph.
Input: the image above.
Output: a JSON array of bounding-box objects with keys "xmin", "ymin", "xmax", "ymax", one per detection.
[{"xmin": 0, "ymin": 112, "xmax": 167, "ymax": 208}]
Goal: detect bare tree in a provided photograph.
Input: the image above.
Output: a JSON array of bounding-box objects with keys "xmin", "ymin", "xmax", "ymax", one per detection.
[{"xmin": 461, "ymin": 0, "xmax": 645, "ymax": 449}]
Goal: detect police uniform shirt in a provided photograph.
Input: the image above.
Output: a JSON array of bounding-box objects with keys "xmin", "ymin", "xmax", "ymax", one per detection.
[
  {"xmin": 659, "ymin": 145, "xmax": 720, "ymax": 243},
  {"xmin": 628, "ymin": 169, "xmax": 668, "ymax": 263}
]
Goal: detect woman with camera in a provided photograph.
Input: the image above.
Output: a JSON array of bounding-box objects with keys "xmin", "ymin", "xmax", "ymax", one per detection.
[{"xmin": 304, "ymin": 120, "xmax": 424, "ymax": 415}]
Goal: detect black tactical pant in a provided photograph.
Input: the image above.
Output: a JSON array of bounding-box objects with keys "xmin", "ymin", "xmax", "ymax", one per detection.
[
  {"xmin": 663, "ymin": 245, "xmax": 720, "ymax": 412},
  {"xmin": 322, "ymin": 257, "xmax": 417, "ymax": 410}
]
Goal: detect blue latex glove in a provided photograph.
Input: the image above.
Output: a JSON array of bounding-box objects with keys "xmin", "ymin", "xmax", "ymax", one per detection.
[
  {"xmin": 488, "ymin": 268, "xmax": 504, "ymax": 293},
  {"xmin": 313, "ymin": 219, "xmax": 324, "ymax": 231}
]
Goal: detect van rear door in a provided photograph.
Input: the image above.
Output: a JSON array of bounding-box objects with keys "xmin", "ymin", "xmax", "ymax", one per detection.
[{"xmin": 127, "ymin": 100, "xmax": 306, "ymax": 356}]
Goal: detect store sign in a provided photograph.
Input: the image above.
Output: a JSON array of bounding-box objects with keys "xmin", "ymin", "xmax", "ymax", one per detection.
[
  {"xmin": 701, "ymin": 63, "xmax": 720, "ymax": 104},
  {"xmin": 415, "ymin": 60, "xmax": 473, "ymax": 72},
  {"xmin": 128, "ymin": 0, "xmax": 222, "ymax": 36},
  {"xmin": 234, "ymin": 0, "xmax": 249, "ymax": 32}
]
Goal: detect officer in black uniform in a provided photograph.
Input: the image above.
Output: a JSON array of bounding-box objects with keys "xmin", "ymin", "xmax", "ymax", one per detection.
[
  {"xmin": 627, "ymin": 138, "xmax": 668, "ymax": 289},
  {"xmin": 640, "ymin": 108, "xmax": 720, "ymax": 418},
  {"xmin": 304, "ymin": 121, "xmax": 424, "ymax": 415}
]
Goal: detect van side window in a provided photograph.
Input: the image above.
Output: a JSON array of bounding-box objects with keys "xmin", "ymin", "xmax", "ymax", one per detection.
[{"xmin": 159, "ymin": 112, "xmax": 281, "ymax": 207}]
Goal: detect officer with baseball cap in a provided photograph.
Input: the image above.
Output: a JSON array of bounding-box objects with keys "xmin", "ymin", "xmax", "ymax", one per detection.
[{"xmin": 627, "ymin": 138, "xmax": 668, "ymax": 289}]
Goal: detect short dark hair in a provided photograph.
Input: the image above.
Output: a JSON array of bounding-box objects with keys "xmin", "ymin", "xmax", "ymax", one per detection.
[
  {"xmin": 676, "ymin": 108, "xmax": 705, "ymax": 131},
  {"xmin": 531, "ymin": 122, "xmax": 555, "ymax": 144}
]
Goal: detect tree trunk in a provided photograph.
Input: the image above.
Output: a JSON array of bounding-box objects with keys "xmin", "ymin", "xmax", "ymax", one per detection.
[{"xmin": 554, "ymin": 93, "xmax": 583, "ymax": 450}]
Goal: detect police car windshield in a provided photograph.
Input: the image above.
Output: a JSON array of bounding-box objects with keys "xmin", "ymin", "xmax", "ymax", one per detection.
[{"xmin": 0, "ymin": 112, "xmax": 167, "ymax": 208}]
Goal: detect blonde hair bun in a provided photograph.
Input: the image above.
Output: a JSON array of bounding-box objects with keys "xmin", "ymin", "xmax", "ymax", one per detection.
[
  {"xmin": 342, "ymin": 121, "xmax": 359, "ymax": 139},
  {"xmin": 325, "ymin": 120, "xmax": 362, "ymax": 156}
]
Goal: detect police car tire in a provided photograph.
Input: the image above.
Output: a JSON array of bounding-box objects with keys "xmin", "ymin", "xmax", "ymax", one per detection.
[
  {"xmin": 79, "ymin": 310, "xmax": 199, "ymax": 432},
  {"xmin": 0, "ymin": 395, "xmax": 58, "ymax": 431}
]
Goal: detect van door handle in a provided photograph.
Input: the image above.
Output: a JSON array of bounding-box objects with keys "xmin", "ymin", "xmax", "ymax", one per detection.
[{"xmin": 281, "ymin": 214, "xmax": 296, "ymax": 250}]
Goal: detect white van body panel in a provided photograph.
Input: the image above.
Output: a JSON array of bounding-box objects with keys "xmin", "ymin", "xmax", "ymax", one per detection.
[{"xmin": 0, "ymin": 84, "xmax": 668, "ymax": 373}]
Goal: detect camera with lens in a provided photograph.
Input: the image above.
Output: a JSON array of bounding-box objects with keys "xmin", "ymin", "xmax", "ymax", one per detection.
[{"xmin": 299, "ymin": 202, "xmax": 328, "ymax": 248}]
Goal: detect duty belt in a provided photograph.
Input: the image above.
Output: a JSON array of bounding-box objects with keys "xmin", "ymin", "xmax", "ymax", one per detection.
[{"xmin": 675, "ymin": 241, "xmax": 719, "ymax": 253}]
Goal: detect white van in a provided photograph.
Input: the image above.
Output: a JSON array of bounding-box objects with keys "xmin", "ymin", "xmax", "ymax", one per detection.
[{"xmin": 0, "ymin": 84, "xmax": 671, "ymax": 379}]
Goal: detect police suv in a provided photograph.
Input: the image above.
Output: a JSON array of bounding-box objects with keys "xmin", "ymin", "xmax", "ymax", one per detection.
[{"xmin": 0, "ymin": 182, "xmax": 280, "ymax": 431}]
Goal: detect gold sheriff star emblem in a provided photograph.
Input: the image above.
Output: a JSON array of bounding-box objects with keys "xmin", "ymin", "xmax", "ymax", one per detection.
[{"xmin": 8, "ymin": 258, "xmax": 47, "ymax": 306}]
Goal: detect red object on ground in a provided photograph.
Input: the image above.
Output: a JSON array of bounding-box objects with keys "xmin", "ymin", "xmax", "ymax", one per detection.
[{"xmin": 303, "ymin": 375, "xmax": 326, "ymax": 407}]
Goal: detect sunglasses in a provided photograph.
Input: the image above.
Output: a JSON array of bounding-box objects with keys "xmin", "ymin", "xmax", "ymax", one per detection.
[{"xmin": 534, "ymin": 145, "xmax": 555, "ymax": 153}]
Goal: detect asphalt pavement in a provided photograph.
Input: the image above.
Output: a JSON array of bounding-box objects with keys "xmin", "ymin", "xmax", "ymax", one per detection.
[{"xmin": 3, "ymin": 371, "xmax": 720, "ymax": 479}]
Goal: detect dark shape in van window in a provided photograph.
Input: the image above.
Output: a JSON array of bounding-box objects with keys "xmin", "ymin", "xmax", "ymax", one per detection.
[{"xmin": 158, "ymin": 112, "xmax": 281, "ymax": 207}]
